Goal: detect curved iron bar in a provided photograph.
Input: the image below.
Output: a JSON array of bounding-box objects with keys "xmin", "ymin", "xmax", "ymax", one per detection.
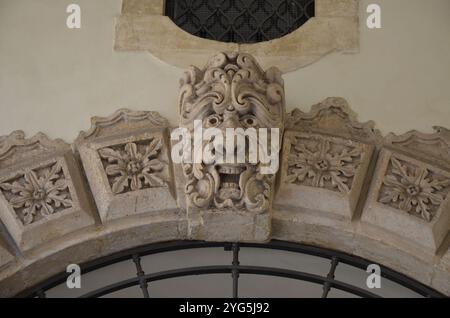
[
  {"xmin": 79, "ymin": 265, "xmax": 381, "ymax": 298},
  {"xmin": 243, "ymin": 241, "xmax": 445, "ymax": 298},
  {"xmin": 18, "ymin": 240, "xmax": 445, "ymax": 298}
]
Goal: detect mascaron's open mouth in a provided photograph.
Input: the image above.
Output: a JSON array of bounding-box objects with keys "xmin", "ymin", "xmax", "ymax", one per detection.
[{"xmin": 216, "ymin": 164, "xmax": 247, "ymax": 200}]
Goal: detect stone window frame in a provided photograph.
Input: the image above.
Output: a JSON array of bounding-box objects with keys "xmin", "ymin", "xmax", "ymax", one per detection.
[{"xmin": 115, "ymin": 0, "xmax": 359, "ymax": 72}]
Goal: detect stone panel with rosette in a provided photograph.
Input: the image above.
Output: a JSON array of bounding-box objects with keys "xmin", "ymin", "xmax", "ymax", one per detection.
[
  {"xmin": 362, "ymin": 147, "xmax": 450, "ymax": 253},
  {"xmin": 0, "ymin": 131, "xmax": 96, "ymax": 252},
  {"xmin": 75, "ymin": 109, "xmax": 177, "ymax": 223},
  {"xmin": 277, "ymin": 131, "xmax": 373, "ymax": 220},
  {"xmin": 275, "ymin": 98, "xmax": 377, "ymax": 220}
]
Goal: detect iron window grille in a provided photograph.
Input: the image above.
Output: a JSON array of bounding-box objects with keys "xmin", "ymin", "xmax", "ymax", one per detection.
[
  {"xmin": 20, "ymin": 240, "xmax": 445, "ymax": 298},
  {"xmin": 165, "ymin": 0, "xmax": 315, "ymax": 43}
]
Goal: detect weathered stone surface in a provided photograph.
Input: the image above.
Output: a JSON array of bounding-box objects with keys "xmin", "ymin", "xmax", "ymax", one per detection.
[
  {"xmin": 316, "ymin": 0, "xmax": 359, "ymax": 17},
  {"xmin": 272, "ymin": 209, "xmax": 358, "ymax": 253},
  {"xmin": 122, "ymin": 0, "xmax": 165, "ymax": 15},
  {"xmin": 286, "ymin": 97, "xmax": 382, "ymax": 144},
  {"xmin": 114, "ymin": 0, "xmax": 359, "ymax": 72},
  {"xmin": 0, "ymin": 131, "xmax": 96, "ymax": 252},
  {"xmin": 362, "ymin": 149, "xmax": 450, "ymax": 253},
  {"xmin": 75, "ymin": 109, "xmax": 177, "ymax": 223},
  {"xmin": 0, "ymin": 237, "xmax": 14, "ymax": 271},
  {"xmin": 188, "ymin": 208, "xmax": 271, "ymax": 243},
  {"xmin": 431, "ymin": 244, "xmax": 450, "ymax": 294},
  {"xmin": 440, "ymin": 245, "xmax": 450, "ymax": 272},
  {"xmin": 385, "ymin": 127, "xmax": 450, "ymax": 171},
  {"xmin": 431, "ymin": 270, "xmax": 450, "ymax": 295}
]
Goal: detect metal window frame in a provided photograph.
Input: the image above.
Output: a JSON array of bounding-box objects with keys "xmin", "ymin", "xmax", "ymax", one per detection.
[
  {"xmin": 19, "ymin": 240, "xmax": 445, "ymax": 298},
  {"xmin": 164, "ymin": 0, "xmax": 316, "ymax": 44}
]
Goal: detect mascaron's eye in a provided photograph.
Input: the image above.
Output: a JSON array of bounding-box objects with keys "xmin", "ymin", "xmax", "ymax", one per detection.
[
  {"xmin": 241, "ymin": 116, "xmax": 258, "ymax": 128},
  {"xmin": 205, "ymin": 114, "xmax": 221, "ymax": 128}
]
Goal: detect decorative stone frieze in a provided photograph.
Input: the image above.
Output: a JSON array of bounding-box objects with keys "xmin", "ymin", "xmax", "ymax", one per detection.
[
  {"xmin": 0, "ymin": 131, "xmax": 96, "ymax": 252},
  {"xmin": 276, "ymin": 98, "xmax": 376, "ymax": 220},
  {"xmin": 362, "ymin": 136, "xmax": 450, "ymax": 253},
  {"xmin": 0, "ymin": 53, "xmax": 448, "ymax": 296},
  {"xmin": 115, "ymin": 0, "xmax": 359, "ymax": 72},
  {"xmin": 75, "ymin": 109, "xmax": 177, "ymax": 223},
  {"xmin": 175, "ymin": 52, "xmax": 285, "ymax": 242}
]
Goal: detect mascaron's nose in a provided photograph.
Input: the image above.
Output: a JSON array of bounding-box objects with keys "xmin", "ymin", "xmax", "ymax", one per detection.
[{"xmin": 222, "ymin": 105, "xmax": 241, "ymax": 129}]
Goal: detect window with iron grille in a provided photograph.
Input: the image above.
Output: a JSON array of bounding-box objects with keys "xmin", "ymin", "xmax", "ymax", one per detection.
[
  {"xmin": 22, "ymin": 241, "xmax": 444, "ymax": 298},
  {"xmin": 165, "ymin": 0, "xmax": 315, "ymax": 44}
]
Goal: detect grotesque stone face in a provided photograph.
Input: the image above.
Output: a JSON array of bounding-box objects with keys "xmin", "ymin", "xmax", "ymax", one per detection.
[{"xmin": 178, "ymin": 52, "xmax": 285, "ymax": 213}]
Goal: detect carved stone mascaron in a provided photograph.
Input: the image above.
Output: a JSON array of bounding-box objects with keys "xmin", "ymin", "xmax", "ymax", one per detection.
[
  {"xmin": 178, "ymin": 52, "xmax": 285, "ymax": 212},
  {"xmin": 175, "ymin": 52, "xmax": 286, "ymax": 241}
]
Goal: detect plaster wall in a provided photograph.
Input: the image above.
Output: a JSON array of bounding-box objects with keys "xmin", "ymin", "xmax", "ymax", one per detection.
[{"xmin": 1, "ymin": 0, "xmax": 449, "ymax": 141}]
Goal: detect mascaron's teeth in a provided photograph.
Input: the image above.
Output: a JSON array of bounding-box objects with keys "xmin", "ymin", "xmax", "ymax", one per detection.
[
  {"xmin": 218, "ymin": 166, "xmax": 245, "ymax": 175},
  {"xmin": 222, "ymin": 182, "xmax": 239, "ymax": 189}
]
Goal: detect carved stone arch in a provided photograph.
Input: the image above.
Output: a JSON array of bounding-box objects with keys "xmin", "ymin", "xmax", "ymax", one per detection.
[{"xmin": 0, "ymin": 52, "xmax": 449, "ymax": 297}]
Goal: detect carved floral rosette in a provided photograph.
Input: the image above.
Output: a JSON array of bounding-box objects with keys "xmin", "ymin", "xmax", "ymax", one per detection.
[
  {"xmin": 0, "ymin": 131, "xmax": 95, "ymax": 251},
  {"xmin": 75, "ymin": 109, "xmax": 177, "ymax": 223},
  {"xmin": 362, "ymin": 128, "xmax": 450, "ymax": 252},
  {"xmin": 276, "ymin": 97, "xmax": 377, "ymax": 221}
]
